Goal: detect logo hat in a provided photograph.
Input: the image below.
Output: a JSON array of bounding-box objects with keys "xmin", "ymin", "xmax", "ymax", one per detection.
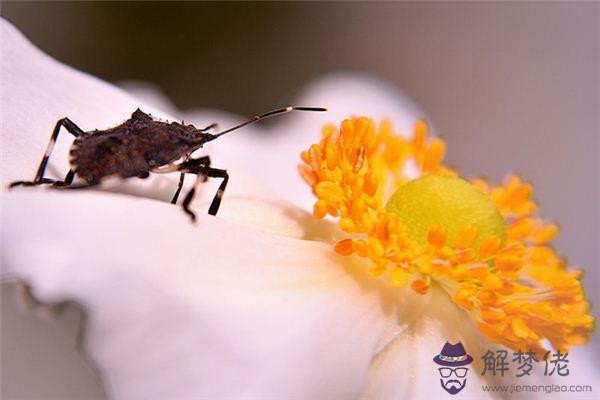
[{"xmin": 433, "ymin": 342, "xmax": 473, "ymax": 367}]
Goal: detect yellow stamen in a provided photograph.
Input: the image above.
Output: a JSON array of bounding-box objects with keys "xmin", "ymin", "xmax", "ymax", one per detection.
[
  {"xmin": 299, "ymin": 116, "xmax": 595, "ymax": 355},
  {"xmin": 453, "ymin": 225, "xmax": 479, "ymax": 249},
  {"xmin": 427, "ymin": 225, "xmax": 447, "ymax": 248},
  {"xmin": 334, "ymin": 239, "xmax": 355, "ymax": 256},
  {"xmin": 411, "ymin": 279, "xmax": 430, "ymax": 295},
  {"xmin": 390, "ymin": 267, "xmax": 409, "ymax": 287}
]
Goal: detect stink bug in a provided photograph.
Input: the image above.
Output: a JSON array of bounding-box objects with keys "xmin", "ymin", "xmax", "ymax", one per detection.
[{"xmin": 10, "ymin": 106, "xmax": 326, "ymax": 221}]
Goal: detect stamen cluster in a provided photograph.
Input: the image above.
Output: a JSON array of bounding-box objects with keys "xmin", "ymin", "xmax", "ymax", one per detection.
[{"xmin": 299, "ymin": 117, "xmax": 594, "ymax": 354}]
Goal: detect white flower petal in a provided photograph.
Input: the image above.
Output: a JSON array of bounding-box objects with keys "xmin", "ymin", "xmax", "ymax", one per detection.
[
  {"xmin": 362, "ymin": 285, "xmax": 500, "ymax": 399},
  {"xmin": 1, "ymin": 191, "xmax": 412, "ymax": 398}
]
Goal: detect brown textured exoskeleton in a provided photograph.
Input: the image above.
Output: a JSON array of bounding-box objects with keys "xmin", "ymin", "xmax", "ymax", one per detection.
[{"xmin": 10, "ymin": 107, "xmax": 326, "ymax": 221}]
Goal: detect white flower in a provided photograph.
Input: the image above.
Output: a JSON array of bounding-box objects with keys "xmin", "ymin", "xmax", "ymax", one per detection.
[{"xmin": 1, "ymin": 20, "xmax": 597, "ymax": 400}]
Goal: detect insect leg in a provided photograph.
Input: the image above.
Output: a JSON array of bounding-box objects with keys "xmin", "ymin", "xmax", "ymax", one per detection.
[
  {"xmin": 62, "ymin": 169, "xmax": 76, "ymax": 185},
  {"xmin": 199, "ymin": 122, "xmax": 218, "ymax": 133},
  {"xmin": 180, "ymin": 164, "xmax": 229, "ymax": 218},
  {"xmin": 9, "ymin": 170, "xmax": 77, "ymax": 189},
  {"xmin": 171, "ymin": 173, "xmax": 186, "ymax": 204},
  {"xmin": 34, "ymin": 118, "xmax": 84, "ymax": 183},
  {"xmin": 9, "ymin": 118, "xmax": 84, "ymax": 188},
  {"xmin": 170, "ymin": 156, "xmax": 210, "ymax": 205},
  {"xmin": 181, "ymin": 175, "xmax": 202, "ymax": 222},
  {"xmin": 205, "ymin": 168, "xmax": 229, "ymax": 216}
]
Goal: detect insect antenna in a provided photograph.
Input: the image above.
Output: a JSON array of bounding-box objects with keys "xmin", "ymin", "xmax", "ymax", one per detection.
[{"xmin": 205, "ymin": 106, "xmax": 326, "ymax": 141}]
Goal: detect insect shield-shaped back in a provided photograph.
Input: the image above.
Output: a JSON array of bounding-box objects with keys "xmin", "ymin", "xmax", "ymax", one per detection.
[{"xmin": 70, "ymin": 109, "xmax": 202, "ymax": 183}]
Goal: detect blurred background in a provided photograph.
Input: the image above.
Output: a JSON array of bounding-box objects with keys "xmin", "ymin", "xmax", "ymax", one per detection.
[{"xmin": 1, "ymin": 1, "xmax": 598, "ymax": 399}]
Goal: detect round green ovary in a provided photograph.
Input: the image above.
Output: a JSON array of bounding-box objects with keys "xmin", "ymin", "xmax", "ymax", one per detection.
[{"xmin": 386, "ymin": 175, "xmax": 506, "ymax": 247}]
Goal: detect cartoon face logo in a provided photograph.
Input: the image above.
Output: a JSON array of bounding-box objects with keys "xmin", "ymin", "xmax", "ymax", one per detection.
[{"xmin": 433, "ymin": 342, "xmax": 473, "ymax": 395}]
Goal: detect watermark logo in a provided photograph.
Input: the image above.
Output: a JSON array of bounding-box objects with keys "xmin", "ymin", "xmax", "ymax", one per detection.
[
  {"xmin": 433, "ymin": 342, "xmax": 473, "ymax": 395},
  {"xmin": 432, "ymin": 344, "xmax": 591, "ymax": 396}
]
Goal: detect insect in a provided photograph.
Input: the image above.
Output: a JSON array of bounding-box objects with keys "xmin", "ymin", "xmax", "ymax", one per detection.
[{"xmin": 9, "ymin": 106, "xmax": 326, "ymax": 221}]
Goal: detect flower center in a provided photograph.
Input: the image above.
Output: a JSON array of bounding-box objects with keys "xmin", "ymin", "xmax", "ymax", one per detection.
[
  {"xmin": 386, "ymin": 175, "xmax": 506, "ymax": 248},
  {"xmin": 300, "ymin": 117, "xmax": 594, "ymax": 356}
]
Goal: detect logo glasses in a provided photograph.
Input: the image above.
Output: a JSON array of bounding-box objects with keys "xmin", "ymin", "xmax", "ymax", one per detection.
[{"xmin": 438, "ymin": 367, "xmax": 469, "ymax": 378}]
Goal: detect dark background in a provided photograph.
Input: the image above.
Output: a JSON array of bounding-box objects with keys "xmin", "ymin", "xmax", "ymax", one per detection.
[{"xmin": 1, "ymin": 2, "xmax": 599, "ymax": 399}]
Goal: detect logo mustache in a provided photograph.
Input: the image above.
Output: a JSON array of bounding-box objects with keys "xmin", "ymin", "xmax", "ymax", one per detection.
[{"xmin": 442, "ymin": 379, "xmax": 465, "ymax": 389}]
